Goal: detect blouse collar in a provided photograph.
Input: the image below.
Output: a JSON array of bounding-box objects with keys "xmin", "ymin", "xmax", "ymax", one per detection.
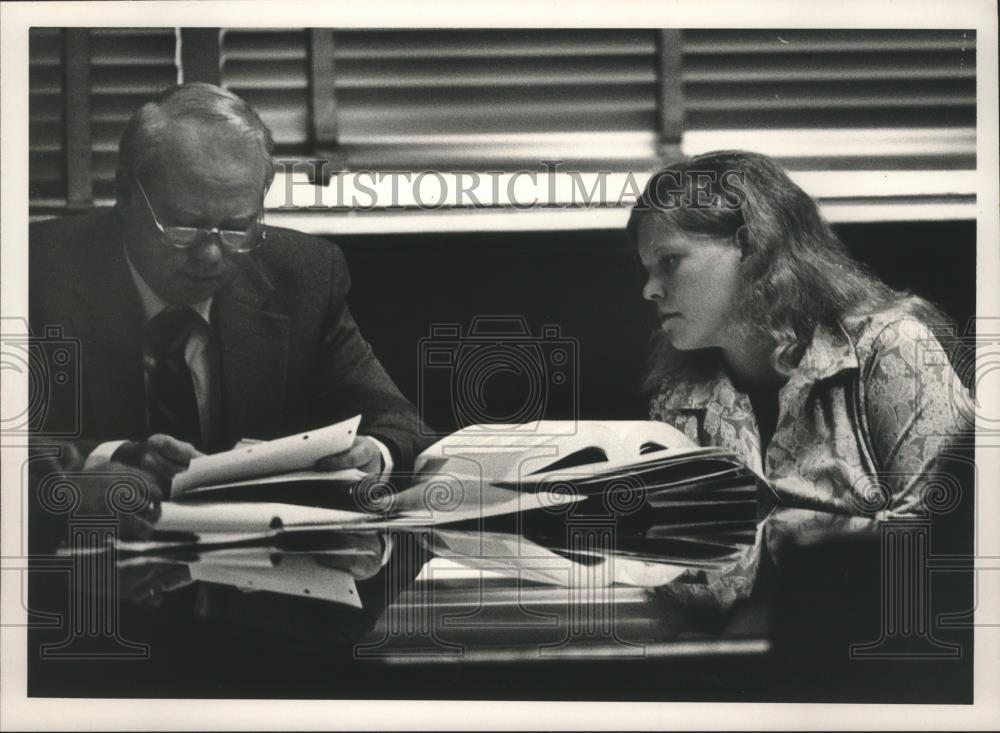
[{"xmin": 657, "ymin": 320, "xmax": 860, "ymax": 411}]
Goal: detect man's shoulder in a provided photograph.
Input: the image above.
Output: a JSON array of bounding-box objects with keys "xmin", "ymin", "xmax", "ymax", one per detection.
[{"xmin": 30, "ymin": 209, "xmax": 117, "ymax": 285}]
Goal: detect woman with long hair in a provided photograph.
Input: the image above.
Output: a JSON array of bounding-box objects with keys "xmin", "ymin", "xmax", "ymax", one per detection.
[{"xmin": 629, "ymin": 150, "xmax": 973, "ymax": 605}]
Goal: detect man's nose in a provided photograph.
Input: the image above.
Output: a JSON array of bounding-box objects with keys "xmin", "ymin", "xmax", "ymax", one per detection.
[{"xmin": 189, "ymin": 232, "xmax": 226, "ymax": 268}]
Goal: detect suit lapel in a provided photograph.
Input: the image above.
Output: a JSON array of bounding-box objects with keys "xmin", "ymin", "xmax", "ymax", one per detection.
[
  {"xmin": 71, "ymin": 217, "xmax": 291, "ymax": 445},
  {"xmin": 71, "ymin": 217, "xmax": 148, "ymax": 439},
  {"xmin": 215, "ymin": 256, "xmax": 290, "ymax": 442}
]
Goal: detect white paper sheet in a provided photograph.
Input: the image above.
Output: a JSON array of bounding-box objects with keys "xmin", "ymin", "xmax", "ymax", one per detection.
[
  {"xmin": 155, "ymin": 500, "xmax": 374, "ymax": 533},
  {"xmin": 172, "ymin": 415, "xmax": 362, "ymax": 495},
  {"xmin": 387, "ymin": 472, "xmax": 585, "ymax": 526},
  {"xmin": 178, "ymin": 467, "xmax": 366, "ymax": 495},
  {"xmin": 188, "ymin": 555, "xmax": 362, "ymax": 607},
  {"xmin": 430, "ymin": 529, "xmax": 581, "ymax": 586},
  {"xmin": 430, "ymin": 530, "xmax": 687, "ymax": 588}
]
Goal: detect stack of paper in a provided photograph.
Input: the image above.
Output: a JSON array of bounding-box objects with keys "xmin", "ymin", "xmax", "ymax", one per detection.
[{"xmin": 80, "ymin": 419, "xmax": 768, "ymax": 607}]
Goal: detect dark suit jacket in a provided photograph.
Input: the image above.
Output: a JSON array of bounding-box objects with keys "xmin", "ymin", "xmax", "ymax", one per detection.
[
  {"xmin": 28, "ymin": 210, "xmax": 434, "ymax": 667},
  {"xmin": 29, "ymin": 208, "xmax": 428, "ymax": 469}
]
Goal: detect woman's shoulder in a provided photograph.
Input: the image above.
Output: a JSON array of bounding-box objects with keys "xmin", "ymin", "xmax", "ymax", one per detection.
[
  {"xmin": 840, "ymin": 300, "xmax": 973, "ymax": 426},
  {"xmin": 842, "ymin": 300, "xmax": 974, "ymax": 447},
  {"xmin": 840, "ymin": 299, "xmax": 953, "ymax": 370}
]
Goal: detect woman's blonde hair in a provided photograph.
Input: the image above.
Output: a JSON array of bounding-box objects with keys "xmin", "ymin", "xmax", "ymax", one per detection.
[{"xmin": 627, "ymin": 150, "xmax": 950, "ymax": 391}]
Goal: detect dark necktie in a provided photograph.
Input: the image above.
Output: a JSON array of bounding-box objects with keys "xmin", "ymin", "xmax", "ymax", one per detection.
[{"xmin": 144, "ymin": 306, "xmax": 203, "ymax": 449}]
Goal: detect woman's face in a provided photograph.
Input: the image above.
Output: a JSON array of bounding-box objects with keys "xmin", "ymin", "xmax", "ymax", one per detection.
[{"xmin": 637, "ymin": 216, "xmax": 745, "ymax": 351}]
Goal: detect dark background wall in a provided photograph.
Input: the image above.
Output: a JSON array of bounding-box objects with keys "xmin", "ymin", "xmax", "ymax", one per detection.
[{"xmin": 334, "ymin": 219, "xmax": 977, "ymax": 435}]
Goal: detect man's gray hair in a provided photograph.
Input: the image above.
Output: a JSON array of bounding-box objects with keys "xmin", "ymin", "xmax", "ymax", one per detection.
[{"xmin": 118, "ymin": 82, "xmax": 275, "ymax": 182}]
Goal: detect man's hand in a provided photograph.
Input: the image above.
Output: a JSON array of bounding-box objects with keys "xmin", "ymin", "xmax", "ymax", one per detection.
[
  {"xmin": 314, "ymin": 435, "xmax": 383, "ymax": 475},
  {"xmin": 92, "ymin": 464, "xmax": 163, "ymax": 541},
  {"xmin": 63, "ymin": 463, "xmax": 186, "ymax": 602},
  {"xmin": 29, "ymin": 449, "xmax": 190, "ymax": 606},
  {"xmin": 31, "ymin": 448, "xmax": 164, "ymax": 544},
  {"xmin": 112, "ymin": 434, "xmax": 205, "ymax": 491}
]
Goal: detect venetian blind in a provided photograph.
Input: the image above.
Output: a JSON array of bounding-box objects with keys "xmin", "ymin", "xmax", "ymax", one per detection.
[
  {"xmin": 89, "ymin": 28, "xmax": 179, "ymax": 199},
  {"xmin": 221, "ymin": 28, "xmax": 663, "ymax": 170},
  {"xmin": 28, "ymin": 28, "xmax": 179, "ymax": 208},
  {"xmin": 221, "ymin": 28, "xmax": 975, "ymax": 173},
  {"xmin": 681, "ymin": 29, "xmax": 976, "ymax": 170},
  {"xmin": 29, "ymin": 28, "xmax": 977, "ymax": 210}
]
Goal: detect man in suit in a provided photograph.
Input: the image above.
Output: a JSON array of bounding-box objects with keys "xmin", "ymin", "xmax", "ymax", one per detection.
[
  {"xmin": 31, "ymin": 82, "xmax": 425, "ymax": 486},
  {"xmin": 27, "ymin": 83, "xmax": 430, "ymax": 671}
]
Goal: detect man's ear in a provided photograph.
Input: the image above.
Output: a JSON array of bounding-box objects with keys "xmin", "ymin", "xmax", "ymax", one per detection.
[{"xmin": 735, "ymin": 225, "xmax": 753, "ymax": 261}]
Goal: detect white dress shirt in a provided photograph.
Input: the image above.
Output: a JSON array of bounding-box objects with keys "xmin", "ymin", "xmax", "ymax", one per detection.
[{"xmin": 86, "ymin": 250, "xmax": 394, "ymax": 477}]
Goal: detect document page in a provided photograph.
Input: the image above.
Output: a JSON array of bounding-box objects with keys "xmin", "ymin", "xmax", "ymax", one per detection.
[{"xmin": 172, "ymin": 415, "xmax": 362, "ymax": 495}]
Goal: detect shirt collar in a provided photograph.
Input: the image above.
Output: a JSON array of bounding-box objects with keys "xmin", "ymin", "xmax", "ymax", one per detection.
[
  {"xmin": 792, "ymin": 321, "xmax": 859, "ymax": 383},
  {"xmin": 658, "ymin": 321, "xmax": 859, "ymax": 411},
  {"xmin": 123, "ymin": 245, "xmax": 213, "ymax": 325}
]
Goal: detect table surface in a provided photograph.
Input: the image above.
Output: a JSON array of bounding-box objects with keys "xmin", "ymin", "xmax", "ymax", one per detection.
[{"xmin": 357, "ymin": 559, "xmax": 770, "ymax": 664}]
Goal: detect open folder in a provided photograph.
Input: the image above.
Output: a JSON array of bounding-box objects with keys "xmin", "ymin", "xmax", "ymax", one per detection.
[{"xmin": 101, "ymin": 418, "xmax": 770, "ymax": 609}]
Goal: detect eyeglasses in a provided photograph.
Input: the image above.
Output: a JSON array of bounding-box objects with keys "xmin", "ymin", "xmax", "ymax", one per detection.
[{"xmin": 134, "ymin": 177, "xmax": 266, "ymax": 254}]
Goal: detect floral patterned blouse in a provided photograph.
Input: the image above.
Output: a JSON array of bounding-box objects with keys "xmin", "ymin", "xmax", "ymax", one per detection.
[{"xmin": 648, "ymin": 306, "xmax": 974, "ymax": 609}]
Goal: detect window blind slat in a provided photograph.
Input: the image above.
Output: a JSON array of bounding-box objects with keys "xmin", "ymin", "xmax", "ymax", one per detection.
[
  {"xmin": 333, "ymin": 29, "xmax": 658, "ymax": 58},
  {"xmin": 223, "ymin": 60, "xmax": 309, "ymax": 90},
  {"xmin": 30, "ymin": 121, "xmax": 64, "ymax": 150},
  {"xmin": 686, "ymin": 80, "xmax": 976, "ymax": 109},
  {"xmin": 223, "ymin": 31, "xmax": 309, "ymax": 60},
  {"xmin": 339, "ymin": 110, "xmax": 656, "ymax": 137},
  {"xmin": 30, "ymin": 94, "xmax": 64, "ymax": 122},
  {"xmin": 29, "ymin": 153, "xmax": 67, "ymax": 200},
  {"xmin": 30, "ymin": 152, "xmax": 65, "ymax": 178},
  {"xmin": 333, "ymin": 57, "xmax": 657, "ymax": 88},
  {"xmin": 686, "ymin": 108, "xmax": 976, "ymax": 130},
  {"xmin": 338, "ymin": 85, "xmax": 656, "ymax": 111},
  {"xmin": 683, "ymin": 29, "xmax": 975, "ymax": 54},
  {"xmin": 90, "ymin": 66, "xmax": 180, "ymax": 95},
  {"xmin": 685, "ymin": 51, "xmax": 976, "ymax": 82},
  {"xmin": 29, "ymin": 65, "xmax": 63, "ymax": 93}
]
